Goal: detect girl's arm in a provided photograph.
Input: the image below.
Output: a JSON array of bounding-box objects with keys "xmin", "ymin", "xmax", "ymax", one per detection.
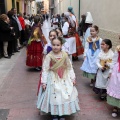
[
  {"xmin": 41, "ymin": 55, "xmax": 50, "ymax": 85},
  {"xmin": 99, "ymin": 38, "xmax": 103, "ymax": 50},
  {"xmin": 83, "ymin": 40, "xmax": 89, "ymax": 57},
  {"xmin": 96, "ymin": 53, "xmax": 103, "ymax": 69}
]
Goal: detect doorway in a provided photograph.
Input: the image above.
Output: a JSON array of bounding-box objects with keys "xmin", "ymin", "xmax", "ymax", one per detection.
[{"xmin": 16, "ymin": 2, "xmax": 19, "ymax": 13}]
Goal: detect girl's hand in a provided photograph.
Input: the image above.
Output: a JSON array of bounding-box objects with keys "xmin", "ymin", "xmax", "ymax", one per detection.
[
  {"xmin": 73, "ymin": 80, "xmax": 76, "ymax": 86},
  {"xmin": 101, "ymin": 67, "xmax": 104, "ymax": 70},
  {"xmin": 42, "ymin": 84, "xmax": 46, "ymax": 90}
]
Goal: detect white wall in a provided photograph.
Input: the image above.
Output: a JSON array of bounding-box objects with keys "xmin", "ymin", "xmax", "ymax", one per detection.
[{"xmin": 80, "ymin": 0, "xmax": 120, "ymax": 33}]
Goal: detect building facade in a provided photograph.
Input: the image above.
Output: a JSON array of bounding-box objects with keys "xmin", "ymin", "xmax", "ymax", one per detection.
[{"xmin": 0, "ymin": 0, "xmax": 37, "ymax": 15}]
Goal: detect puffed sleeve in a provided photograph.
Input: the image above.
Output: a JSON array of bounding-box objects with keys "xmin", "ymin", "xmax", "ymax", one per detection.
[
  {"xmin": 83, "ymin": 40, "xmax": 89, "ymax": 57},
  {"xmin": 99, "ymin": 38, "xmax": 103, "ymax": 50},
  {"xmin": 66, "ymin": 56, "xmax": 76, "ymax": 81},
  {"xmin": 96, "ymin": 53, "xmax": 103, "ymax": 69},
  {"xmin": 109, "ymin": 51, "xmax": 118, "ymax": 73},
  {"xmin": 41, "ymin": 54, "xmax": 51, "ymax": 84},
  {"xmin": 62, "ymin": 22, "xmax": 69, "ymax": 35}
]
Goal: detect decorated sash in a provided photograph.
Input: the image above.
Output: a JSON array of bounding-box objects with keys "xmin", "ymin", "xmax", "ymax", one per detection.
[
  {"xmin": 49, "ymin": 51, "xmax": 68, "ymax": 79},
  {"xmin": 87, "ymin": 36, "xmax": 100, "ymax": 55}
]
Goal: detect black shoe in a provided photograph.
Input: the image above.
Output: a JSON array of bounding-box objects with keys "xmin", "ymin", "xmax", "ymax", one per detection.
[
  {"xmin": 4, "ymin": 56, "xmax": 11, "ymax": 59},
  {"xmin": 15, "ymin": 50, "xmax": 20, "ymax": 52},
  {"xmin": 35, "ymin": 67, "xmax": 41, "ymax": 71}
]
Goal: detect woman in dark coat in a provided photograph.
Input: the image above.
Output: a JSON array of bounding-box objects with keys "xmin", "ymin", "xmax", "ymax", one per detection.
[
  {"xmin": 0, "ymin": 14, "xmax": 13, "ymax": 58},
  {"xmin": 7, "ymin": 10, "xmax": 20, "ymax": 52}
]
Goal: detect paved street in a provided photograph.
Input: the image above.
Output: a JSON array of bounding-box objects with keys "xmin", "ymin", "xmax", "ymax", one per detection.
[{"xmin": 0, "ymin": 21, "xmax": 118, "ymax": 120}]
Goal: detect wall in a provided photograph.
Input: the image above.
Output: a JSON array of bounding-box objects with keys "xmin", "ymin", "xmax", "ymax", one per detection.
[
  {"xmin": 5, "ymin": 0, "xmax": 13, "ymax": 12},
  {"xmin": 80, "ymin": 0, "xmax": 120, "ymax": 49}
]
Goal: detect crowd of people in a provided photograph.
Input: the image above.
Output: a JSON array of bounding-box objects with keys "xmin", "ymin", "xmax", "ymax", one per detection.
[
  {"xmin": 0, "ymin": 8, "xmax": 43, "ymax": 59},
  {"xmin": 1, "ymin": 6, "xmax": 120, "ymax": 120},
  {"xmin": 23, "ymin": 6, "xmax": 120, "ymax": 119}
]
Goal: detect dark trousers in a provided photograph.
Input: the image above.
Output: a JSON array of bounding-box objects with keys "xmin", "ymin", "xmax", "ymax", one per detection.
[
  {"xmin": 8, "ymin": 40, "xmax": 13, "ymax": 55},
  {"xmin": 20, "ymin": 30, "xmax": 25, "ymax": 45},
  {"xmin": 13, "ymin": 38, "xmax": 18, "ymax": 52},
  {"xmin": 0, "ymin": 42, "xmax": 3, "ymax": 57}
]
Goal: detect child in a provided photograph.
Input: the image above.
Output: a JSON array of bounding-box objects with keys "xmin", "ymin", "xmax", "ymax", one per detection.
[
  {"xmin": 107, "ymin": 40, "xmax": 120, "ymax": 117},
  {"xmin": 56, "ymin": 28, "xmax": 69, "ymax": 53},
  {"xmin": 37, "ymin": 37, "xmax": 80, "ymax": 120},
  {"xmin": 37, "ymin": 30, "xmax": 69, "ymax": 96},
  {"xmin": 43, "ymin": 29, "xmax": 68, "ymax": 56},
  {"xmin": 94, "ymin": 39, "xmax": 114, "ymax": 100},
  {"xmin": 52, "ymin": 15, "xmax": 59, "ymax": 29},
  {"xmin": 80, "ymin": 25, "xmax": 102, "ymax": 86},
  {"xmin": 43, "ymin": 29, "xmax": 58, "ymax": 55},
  {"xmin": 26, "ymin": 16, "xmax": 46, "ymax": 71}
]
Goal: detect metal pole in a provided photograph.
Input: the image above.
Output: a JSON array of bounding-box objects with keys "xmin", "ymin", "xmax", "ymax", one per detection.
[
  {"xmin": 70, "ymin": 0, "xmax": 71, "ymax": 6},
  {"xmin": 78, "ymin": 0, "xmax": 80, "ymax": 22}
]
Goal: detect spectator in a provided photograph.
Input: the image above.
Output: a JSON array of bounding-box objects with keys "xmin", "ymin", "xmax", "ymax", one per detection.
[
  {"xmin": 11, "ymin": 8, "xmax": 22, "ymax": 50},
  {"xmin": 0, "ymin": 14, "xmax": 13, "ymax": 58},
  {"xmin": 18, "ymin": 13, "xmax": 25, "ymax": 46},
  {"xmin": 7, "ymin": 11, "xmax": 16, "ymax": 57}
]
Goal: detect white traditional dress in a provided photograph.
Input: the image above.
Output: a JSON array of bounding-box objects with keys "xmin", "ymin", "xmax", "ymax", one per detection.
[
  {"xmin": 62, "ymin": 22, "xmax": 76, "ymax": 55},
  {"xmin": 95, "ymin": 49, "xmax": 114, "ymax": 89},
  {"xmin": 37, "ymin": 51, "xmax": 80, "ymax": 116}
]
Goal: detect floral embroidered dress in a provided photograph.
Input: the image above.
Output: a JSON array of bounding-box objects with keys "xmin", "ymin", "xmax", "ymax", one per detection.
[
  {"xmin": 37, "ymin": 51, "xmax": 80, "ymax": 116},
  {"xmin": 80, "ymin": 36, "xmax": 102, "ymax": 79},
  {"xmin": 107, "ymin": 45, "xmax": 120, "ymax": 108}
]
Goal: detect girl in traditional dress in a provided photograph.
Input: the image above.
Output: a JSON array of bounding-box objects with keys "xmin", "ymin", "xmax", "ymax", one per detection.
[
  {"xmin": 83, "ymin": 12, "xmax": 93, "ymax": 47},
  {"xmin": 26, "ymin": 16, "xmax": 47, "ymax": 71},
  {"xmin": 107, "ymin": 42, "xmax": 120, "ymax": 117},
  {"xmin": 37, "ymin": 37, "xmax": 80, "ymax": 120},
  {"xmin": 94, "ymin": 39, "xmax": 114, "ymax": 100},
  {"xmin": 56, "ymin": 28, "xmax": 69, "ymax": 53},
  {"xmin": 62, "ymin": 12, "xmax": 76, "ymax": 62},
  {"xmin": 68, "ymin": 7, "xmax": 84, "ymax": 60},
  {"xmin": 44, "ymin": 29, "xmax": 69, "ymax": 56},
  {"xmin": 80, "ymin": 25, "xmax": 102, "ymax": 86},
  {"xmin": 52, "ymin": 15, "xmax": 59, "ymax": 29},
  {"xmin": 43, "ymin": 29, "xmax": 58, "ymax": 56},
  {"xmin": 37, "ymin": 30, "xmax": 68, "ymax": 96}
]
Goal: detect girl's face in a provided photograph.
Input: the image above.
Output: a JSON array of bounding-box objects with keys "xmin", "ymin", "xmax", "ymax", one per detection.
[
  {"xmin": 90, "ymin": 27, "xmax": 98, "ymax": 37},
  {"xmin": 101, "ymin": 41, "xmax": 109, "ymax": 51},
  {"xmin": 56, "ymin": 29, "xmax": 62, "ymax": 37},
  {"xmin": 52, "ymin": 39, "xmax": 62, "ymax": 53},
  {"xmin": 49, "ymin": 31, "xmax": 57, "ymax": 41}
]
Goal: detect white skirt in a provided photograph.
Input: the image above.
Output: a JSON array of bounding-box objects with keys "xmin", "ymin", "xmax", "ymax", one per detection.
[{"xmin": 65, "ymin": 37, "xmax": 76, "ymax": 54}]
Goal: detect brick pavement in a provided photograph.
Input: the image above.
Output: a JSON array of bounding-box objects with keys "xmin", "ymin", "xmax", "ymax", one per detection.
[{"xmin": 0, "ymin": 21, "xmax": 118, "ymax": 120}]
